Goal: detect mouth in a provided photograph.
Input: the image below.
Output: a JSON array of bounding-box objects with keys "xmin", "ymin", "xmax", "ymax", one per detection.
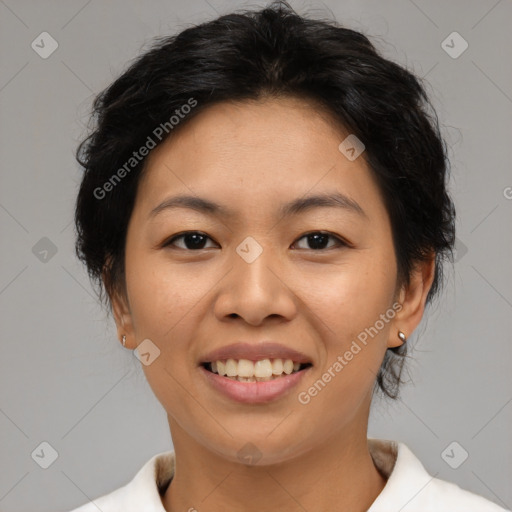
[
  {"xmin": 201, "ymin": 358, "xmax": 313, "ymax": 382},
  {"xmin": 198, "ymin": 341, "xmax": 314, "ymax": 402}
]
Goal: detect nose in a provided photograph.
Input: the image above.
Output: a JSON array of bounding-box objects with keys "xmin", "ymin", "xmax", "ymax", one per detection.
[{"xmin": 213, "ymin": 240, "xmax": 298, "ymax": 326}]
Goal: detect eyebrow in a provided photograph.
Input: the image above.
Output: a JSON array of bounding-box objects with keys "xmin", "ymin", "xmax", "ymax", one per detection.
[{"xmin": 149, "ymin": 192, "xmax": 368, "ymax": 220}]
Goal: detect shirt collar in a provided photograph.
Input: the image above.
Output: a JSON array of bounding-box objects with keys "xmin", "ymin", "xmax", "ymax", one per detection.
[
  {"xmin": 367, "ymin": 438, "xmax": 435, "ymax": 511},
  {"xmin": 122, "ymin": 438, "xmax": 432, "ymax": 511}
]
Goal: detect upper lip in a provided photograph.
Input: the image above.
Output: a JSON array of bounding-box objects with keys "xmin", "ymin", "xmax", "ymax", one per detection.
[{"xmin": 200, "ymin": 342, "xmax": 313, "ymax": 364}]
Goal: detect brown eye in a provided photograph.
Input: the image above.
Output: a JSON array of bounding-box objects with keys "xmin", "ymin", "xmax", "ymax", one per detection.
[
  {"xmin": 164, "ymin": 231, "xmax": 217, "ymax": 250},
  {"xmin": 293, "ymin": 231, "xmax": 346, "ymax": 251}
]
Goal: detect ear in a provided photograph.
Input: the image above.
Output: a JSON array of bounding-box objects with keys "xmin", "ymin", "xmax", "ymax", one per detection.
[
  {"xmin": 102, "ymin": 267, "xmax": 135, "ymax": 349},
  {"xmin": 388, "ymin": 253, "xmax": 436, "ymax": 348}
]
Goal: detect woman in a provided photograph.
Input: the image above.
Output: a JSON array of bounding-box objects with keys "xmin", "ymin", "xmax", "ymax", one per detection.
[{"xmin": 67, "ymin": 1, "xmax": 508, "ymax": 510}]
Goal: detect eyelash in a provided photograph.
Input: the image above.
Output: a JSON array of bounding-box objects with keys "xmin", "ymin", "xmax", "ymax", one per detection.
[{"xmin": 163, "ymin": 231, "xmax": 348, "ymax": 251}]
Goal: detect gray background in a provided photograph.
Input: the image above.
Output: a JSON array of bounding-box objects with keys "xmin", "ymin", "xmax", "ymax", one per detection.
[{"xmin": 0, "ymin": 0, "xmax": 511, "ymax": 511}]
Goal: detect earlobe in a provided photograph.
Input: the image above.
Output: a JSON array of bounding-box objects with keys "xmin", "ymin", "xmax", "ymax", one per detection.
[
  {"xmin": 111, "ymin": 290, "xmax": 135, "ymax": 348},
  {"xmin": 387, "ymin": 254, "xmax": 436, "ymax": 349},
  {"xmin": 386, "ymin": 329, "xmax": 408, "ymax": 350},
  {"xmin": 102, "ymin": 263, "xmax": 134, "ymax": 348}
]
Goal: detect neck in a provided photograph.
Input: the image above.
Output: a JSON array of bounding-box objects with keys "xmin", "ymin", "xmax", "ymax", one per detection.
[{"xmin": 161, "ymin": 417, "xmax": 387, "ymax": 512}]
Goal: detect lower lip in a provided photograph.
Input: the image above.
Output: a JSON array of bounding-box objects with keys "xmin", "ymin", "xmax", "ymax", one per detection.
[{"xmin": 199, "ymin": 365, "xmax": 311, "ymax": 404}]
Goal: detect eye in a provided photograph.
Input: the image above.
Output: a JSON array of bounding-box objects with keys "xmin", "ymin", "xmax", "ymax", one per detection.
[
  {"xmin": 163, "ymin": 231, "xmax": 218, "ymax": 250},
  {"xmin": 163, "ymin": 230, "xmax": 348, "ymax": 251},
  {"xmin": 292, "ymin": 231, "xmax": 347, "ymax": 251}
]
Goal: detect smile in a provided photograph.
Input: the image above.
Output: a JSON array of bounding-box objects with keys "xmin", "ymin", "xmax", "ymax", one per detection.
[{"xmin": 203, "ymin": 358, "xmax": 312, "ymax": 382}]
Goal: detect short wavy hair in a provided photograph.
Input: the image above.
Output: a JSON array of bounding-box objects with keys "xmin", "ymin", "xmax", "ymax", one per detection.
[{"xmin": 74, "ymin": 0, "xmax": 456, "ymax": 399}]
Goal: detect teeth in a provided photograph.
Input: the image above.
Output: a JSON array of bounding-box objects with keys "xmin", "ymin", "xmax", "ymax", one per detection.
[
  {"xmin": 283, "ymin": 359, "xmax": 294, "ymax": 375},
  {"xmin": 208, "ymin": 358, "xmax": 305, "ymax": 379},
  {"xmin": 225, "ymin": 359, "xmax": 238, "ymax": 377},
  {"xmin": 272, "ymin": 358, "xmax": 283, "ymax": 375},
  {"xmin": 238, "ymin": 359, "xmax": 254, "ymax": 377},
  {"xmin": 254, "ymin": 359, "xmax": 273, "ymax": 378}
]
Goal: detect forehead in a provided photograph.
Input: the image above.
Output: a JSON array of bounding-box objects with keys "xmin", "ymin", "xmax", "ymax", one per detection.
[{"xmin": 134, "ymin": 97, "xmax": 386, "ymax": 223}]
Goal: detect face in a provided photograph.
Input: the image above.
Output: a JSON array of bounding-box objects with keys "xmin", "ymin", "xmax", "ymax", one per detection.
[{"xmin": 112, "ymin": 96, "xmax": 429, "ymax": 464}]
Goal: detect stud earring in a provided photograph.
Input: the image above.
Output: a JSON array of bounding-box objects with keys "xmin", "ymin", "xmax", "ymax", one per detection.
[
  {"xmin": 122, "ymin": 334, "xmax": 126, "ymax": 347},
  {"xmin": 397, "ymin": 330, "xmax": 407, "ymax": 344}
]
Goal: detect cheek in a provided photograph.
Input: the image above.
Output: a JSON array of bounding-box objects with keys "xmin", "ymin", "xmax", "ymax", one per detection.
[
  {"xmin": 300, "ymin": 250, "xmax": 396, "ymax": 389},
  {"xmin": 127, "ymin": 269, "xmax": 200, "ymax": 416},
  {"xmin": 304, "ymin": 252, "xmax": 396, "ymax": 336},
  {"xmin": 125, "ymin": 251, "xmax": 210, "ymax": 338},
  {"xmin": 294, "ymin": 274, "xmax": 393, "ymax": 430},
  {"xmin": 122, "ymin": 254, "xmax": 206, "ymax": 410}
]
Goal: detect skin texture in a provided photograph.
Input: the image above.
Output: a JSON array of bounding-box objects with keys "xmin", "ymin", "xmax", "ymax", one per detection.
[{"xmin": 109, "ymin": 96, "xmax": 435, "ymax": 512}]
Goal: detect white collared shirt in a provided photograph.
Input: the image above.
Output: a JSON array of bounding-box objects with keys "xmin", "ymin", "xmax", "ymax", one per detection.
[{"xmin": 67, "ymin": 438, "xmax": 509, "ymax": 512}]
